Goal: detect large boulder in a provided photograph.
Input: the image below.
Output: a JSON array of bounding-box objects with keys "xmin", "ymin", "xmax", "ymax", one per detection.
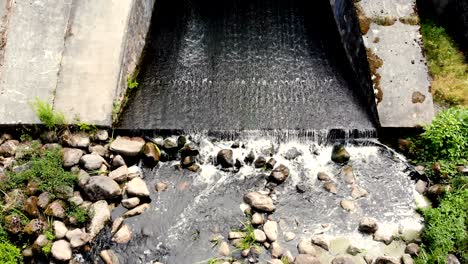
[
  {"xmin": 331, "ymin": 144, "xmax": 350, "ymax": 163},
  {"xmin": 217, "ymin": 149, "xmax": 234, "ymax": 168},
  {"xmin": 109, "ymin": 136, "xmax": 145, "ymax": 156},
  {"xmin": 243, "ymin": 192, "xmax": 275, "ymax": 212},
  {"xmin": 84, "ymin": 176, "xmax": 121, "ymax": 201}
]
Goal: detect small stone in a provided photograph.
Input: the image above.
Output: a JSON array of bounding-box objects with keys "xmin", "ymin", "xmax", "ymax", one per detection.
[
  {"xmin": 332, "ymin": 256, "xmax": 355, "ymax": 264},
  {"xmin": 22, "ymin": 247, "xmax": 33, "ymax": 258},
  {"xmin": 218, "ymin": 241, "xmax": 230, "ymax": 256},
  {"xmin": 84, "ymin": 176, "xmax": 121, "ymax": 201},
  {"xmin": 217, "ymin": 149, "xmax": 234, "ymax": 168},
  {"xmin": 317, "ymin": 172, "xmax": 331, "ymax": 181},
  {"xmin": 142, "ymin": 142, "xmax": 160, "ymax": 167},
  {"xmin": 364, "ymin": 255, "xmax": 373, "ymax": 264},
  {"xmin": 351, "ymin": 185, "xmax": 369, "ymax": 199},
  {"xmin": 254, "ymin": 156, "xmax": 266, "ymax": 168},
  {"xmin": 294, "ymin": 254, "xmax": 321, "ymax": 264},
  {"xmin": 415, "ymin": 180, "xmax": 427, "ymax": 194},
  {"xmin": 251, "ymin": 213, "xmax": 264, "ymax": 225},
  {"xmin": 109, "ymin": 136, "xmax": 145, "ymax": 156},
  {"xmin": 283, "ymin": 231, "xmax": 296, "ymax": 242},
  {"xmin": 181, "ymin": 155, "xmax": 196, "ymax": 168},
  {"xmin": 122, "ymin": 197, "xmax": 140, "ymax": 209},
  {"xmin": 447, "ymin": 254, "xmax": 461, "ymax": 264},
  {"xmin": 78, "ymin": 170, "xmax": 90, "ymax": 188},
  {"xmin": 180, "ymin": 142, "xmax": 200, "ymax": 157},
  {"xmin": 96, "ymin": 130, "xmax": 109, "ymax": 141},
  {"xmin": 155, "ymin": 182, "xmax": 169, "ymax": 192},
  {"xmin": 124, "ymin": 203, "xmax": 150, "ymax": 217},
  {"xmin": 51, "ymin": 240, "xmax": 72, "ymax": 261},
  {"xmin": 45, "ymin": 200, "xmax": 66, "ymax": 218},
  {"xmin": 53, "ymin": 221, "xmax": 68, "ymax": 239},
  {"xmin": 265, "ymin": 158, "xmax": 277, "ymax": 170},
  {"xmin": 25, "ymin": 181, "xmax": 39, "ymax": 196},
  {"xmin": 89, "ymin": 144, "xmax": 108, "ymax": 157},
  {"xmin": 254, "ymin": 229, "xmax": 267, "ymax": 242},
  {"xmin": 23, "ymin": 218, "xmax": 47, "ymax": 235},
  {"xmin": 298, "ymin": 239, "xmax": 316, "ymax": 255},
  {"xmin": 244, "ymin": 150, "xmax": 255, "ymax": 164},
  {"xmin": 342, "ymin": 166, "xmax": 355, "ymax": 184},
  {"xmin": 340, "ymin": 199, "xmax": 355, "ymax": 211},
  {"xmin": 24, "ymin": 196, "xmax": 39, "ymax": 217},
  {"xmin": 311, "ymin": 235, "xmax": 329, "ymax": 251},
  {"xmin": 66, "ymin": 228, "xmax": 89, "ymax": 248},
  {"xmin": 263, "ymin": 220, "xmax": 278, "ymax": 242},
  {"xmin": 111, "ymin": 217, "xmax": 124, "ymax": 234},
  {"xmin": 100, "ymin": 249, "xmax": 120, "ymax": 264},
  {"xmin": 163, "ymin": 137, "xmax": 178, "ymax": 149},
  {"xmin": 359, "ymin": 217, "xmax": 378, "ymax": 234},
  {"xmin": 402, "ymin": 254, "xmax": 414, "ymax": 264},
  {"xmin": 243, "ymin": 192, "xmax": 275, "ymax": 212},
  {"xmin": 296, "ymin": 184, "xmax": 309, "ymax": 193},
  {"xmin": 283, "ymin": 250, "xmax": 295, "ymax": 263},
  {"xmin": 37, "ymin": 192, "xmax": 52, "ymax": 208},
  {"xmin": 112, "ymin": 155, "xmax": 126, "ymax": 167},
  {"xmin": 347, "ymin": 245, "xmax": 362, "ymax": 255},
  {"xmin": 62, "ymin": 132, "xmax": 90, "ymax": 148},
  {"xmin": 427, "ymin": 184, "xmax": 447, "ymax": 197},
  {"xmin": 80, "ymin": 154, "xmax": 106, "ymax": 170},
  {"xmin": 323, "ymin": 182, "xmax": 337, "ymax": 194},
  {"xmin": 0, "ymin": 140, "xmax": 19, "ymax": 157},
  {"xmin": 331, "ymin": 144, "xmax": 350, "ymax": 163},
  {"xmin": 228, "ymin": 231, "xmax": 245, "ymax": 239},
  {"xmin": 373, "ymin": 229, "xmax": 394, "ymax": 245},
  {"xmin": 187, "ymin": 163, "xmax": 201, "ymax": 172},
  {"xmin": 284, "ymin": 147, "xmax": 303, "ymax": 160},
  {"xmin": 88, "ymin": 200, "xmax": 111, "ymax": 239},
  {"xmin": 33, "ymin": 234, "xmax": 49, "ymax": 250},
  {"xmin": 269, "ymin": 164, "xmax": 290, "ymax": 183},
  {"xmin": 68, "ymin": 191, "xmax": 84, "ymax": 206},
  {"xmin": 62, "ymin": 148, "xmax": 84, "ymax": 167},
  {"xmin": 112, "ymin": 224, "xmax": 132, "ymax": 244},
  {"xmin": 109, "ymin": 165, "xmax": 128, "ymax": 183},
  {"xmin": 374, "ymin": 256, "xmax": 400, "ymax": 264},
  {"xmin": 405, "ymin": 243, "xmax": 420, "ymax": 256},
  {"xmin": 126, "ymin": 177, "xmax": 150, "ymax": 197},
  {"xmin": 127, "ymin": 165, "xmax": 142, "ymax": 179},
  {"xmin": 270, "ymin": 242, "xmax": 283, "ymax": 258}
]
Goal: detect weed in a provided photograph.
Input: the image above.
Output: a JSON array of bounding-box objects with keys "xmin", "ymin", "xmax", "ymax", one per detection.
[
  {"xmin": 30, "ymin": 98, "xmax": 66, "ymax": 130},
  {"xmin": 41, "ymin": 242, "xmax": 52, "ymax": 255},
  {"xmin": 127, "ymin": 75, "xmax": 139, "ymax": 89},
  {"xmin": 67, "ymin": 205, "xmax": 89, "ymax": 224},
  {"xmin": 233, "ymin": 219, "xmax": 261, "ymax": 252},
  {"xmin": 281, "ymin": 256, "xmax": 291, "ymax": 264},
  {"xmin": 0, "ymin": 241, "xmax": 23, "ymax": 264}
]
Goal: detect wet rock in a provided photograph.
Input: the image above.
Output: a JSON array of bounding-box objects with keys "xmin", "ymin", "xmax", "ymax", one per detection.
[
  {"xmin": 340, "ymin": 199, "xmax": 355, "ymax": 211},
  {"xmin": 331, "ymin": 144, "xmax": 350, "ymax": 163},
  {"xmin": 347, "ymin": 245, "xmax": 362, "ymax": 255},
  {"xmin": 127, "ymin": 165, "xmax": 143, "ymax": 179},
  {"xmin": 126, "ymin": 177, "xmax": 150, "ymax": 197},
  {"xmin": 112, "ymin": 155, "xmax": 126, "ymax": 167},
  {"xmin": 38, "ymin": 192, "xmax": 52, "ymax": 208},
  {"xmin": 415, "ymin": 180, "xmax": 427, "ymax": 194},
  {"xmin": 374, "ymin": 256, "xmax": 400, "ymax": 264},
  {"xmin": 163, "ymin": 137, "xmax": 178, "ymax": 150},
  {"xmin": 62, "ymin": 132, "xmax": 90, "ymax": 148},
  {"xmin": 112, "ymin": 224, "xmax": 132, "ymax": 244},
  {"xmin": 243, "ymin": 192, "xmax": 275, "ymax": 212},
  {"xmin": 109, "ymin": 165, "xmax": 128, "ymax": 183},
  {"xmin": 254, "ymin": 156, "xmax": 266, "ymax": 168},
  {"xmin": 296, "ymin": 184, "xmax": 309, "ymax": 193},
  {"xmin": 100, "ymin": 249, "xmax": 120, "ymax": 264},
  {"xmin": 323, "ymin": 182, "xmax": 337, "ymax": 194},
  {"xmin": 109, "ymin": 137, "xmax": 145, "ymax": 156},
  {"xmin": 402, "ymin": 254, "xmax": 413, "ymax": 264},
  {"xmin": 373, "ymin": 229, "xmax": 394, "ymax": 245},
  {"xmin": 180, "ymin": 142, "xmax": 199, "ymax": 157},
  {"xmin": 187, "ymin": 163, "xmax": 201, "ymax": 172},
  {"xmin": 284, "ymin": 147, "xmax": 303, "ymax": 160},
  {"xmin": 359, "ymin": 217, "xmax": 378, "ymax": 234},
  {"xmin": 351, "ymin": 185, "xmax": 369, "ymax": 199},
  {"xmin": 265, "ymin": 158, "xmax": 277, "ymax": 170},
  {"xmin": 447, "ymin": 254, "xmax": 461, "ymax": 264},
  {"xmin": 88, "ymin": 200, "xmax": 111, "ymax": 239},
  {"xmin": 284, "ymin": 232, "xmax": 296, "ymax": 242},
  {"xmin": 405, "ymin": 243, "xmax": 420, "ymax": 256},
  {"xmin": 364, "ymin": 255, "xmax": 373, "ymax": 264},
  {"xmin": 317, "ymin": 172, "xmax": 331, "ymax": 181},
  {"xmin": 124, "ymin": 203, "xmax": 150, "ymax": 217},
  {"xmin": 62, "ymin": 148, "xmax": 84, "ymax": 167},
  {"xmin": 181, "ymin": 155, "xmax": 196, "ymax": 168},
  {"xmin": 269, "ymin": 164, "xmax": 290, "ymax": 183},
  {"xmin": 54, "ymin": 220, "xmax": 68, "ymax": 239},
  {"xmin": 254, "ymin": 229, "xmax": 267, "ymax": 242},
  {"xmin": 51, "ymin": 240, "xmax": 72, "ymax": 261},
  {"xmin": 218, "ymin": 241, "xmax": 230, "ymax": 256},
  {"xmin": 84, "ymin": 176, "xmax": 121, "ymax": 201},
  {"xmin": 294, "ymin": 254, "xmax": 321, "ymax": 264},
  {"xmin": 142, "ymin": 142, "xmax": 160, "ymax": 167},
  {"xmin": 24, "ymin": 196, "xmax": 39, "ymax": 217},
  {"xmin": 217, "ymin": 149, "xmax": 234, "ymax": 168},
  {"xmin": 270, "ymin": 241, "xmax": 283, "ymax": 258},
  {"xmin": 155, "ymin": 182, "xmax": 169, "ymax": 192},
  {"xmin": 244, "ymin": 150, "xmax": 255, "ymax": 164},
  {"xmin": 342, "ymin": 166, "xmax": 356, "ymax": 184},
  {"xmin": 0, "ymin": 140, "xmax": 19, "ymax": 156},
  {"xmin": 24, "ymin": 218, "xmax": 47, "ymax": 235},
  {"xmin": 263, "ymin": 220, "xmax": 278, "ymax": 241},
  {"xmin": 96, "ymin": 130, "xmax": 109, "ymax": 141},
  {"xmin": 311, "ymin": 235, "xmax": 329, "ymax": 251},
  {"xmin": 298, "ymin": 239, "xmax": 316, "ymax": 255},
  {"xmin": 80, "ymin": 154, "xmax": 106, "ymax": 170},
  {"xmin": 45, "ymin": 200, "xmax": 66, "ymax": 218},
  {"xmin": 332, "ymin": 256, "xmax": 355, "ymax": 264},
  {"xmin": 122, "ymin": 197, "xmax": 140, "ymax": 209}
]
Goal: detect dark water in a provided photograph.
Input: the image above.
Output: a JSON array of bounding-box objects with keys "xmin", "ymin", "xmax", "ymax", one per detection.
[{"xmin": 119, "ymin": 0, "xmax": 374, "ymax": 130}]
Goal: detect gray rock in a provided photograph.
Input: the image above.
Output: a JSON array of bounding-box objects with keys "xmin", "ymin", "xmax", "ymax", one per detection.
[
  {"xmin": 66, "ymin": 228, "xmax": 88, "ymax": 248},
  {"xmin": 100, "ymin": 249, "xmax": 120, "ymax": 264},
  {"xmin": 45, "ymin": 200, "xmax": 66, "ymax": 218},
  {"xmin": 109, "ymin": 165, "xmax": 128, "ymax": 183},
  {"xmin": 358, "ymin": 217, "xmax": 378, "ymax": 234},
  {"xmin": 111, "ymin": 217, "xmax": 124, "ymax": 234},
  {"xmin": 68, "ymin": 191, "xmax": 84, "ymax": 206},
  {"xmin": 112, "ymin": 155, "xmax": 126, "ymax": 167},
  {"xmin": 340, "ymin": 199, "xmax": 356, "ymax": 211},
  {"xmin": 415, "ymin": 180, "xmax": 427, "ymax": 194},
  {"xmin": 331, "ymin": 144, "xmax": 350, "ymax": 163},
  {"xmin": 124, "ymin": 203, "xmax": 150, "ymax": 217},
  {"xmin": 122, "ymin": 197, "xmax": 140, "ymax": 209},
  {"xmin": 284, "ymin": 147, "xmax": 303, "ymax": 160},
  {"xmin": 96, "ymin": 130, "xmax": 109, "ymax": 141},
  {"xmin": 332, "ymin": 256, "xmax": 355, "ymax": 264},
  {"xmin": 311, "ymin": 235, "xmax": 329, "ymax": 251},
  {"xmin": 217, "ymin": 149, "xmax": 234, "ymax": 168},
  {"xmin": 155, "ymin": 182, "xmax": 169, "ymax": 192},
  {"xmin": 374, "ymin": 230, "xmax": 394, "ymax": 245},
  {"xmin": 228, "ymin": 231, "xmax": 245, "ymax": 239},
  {"xmin": 0, "ymin": 140, "xmax": 19, "ymax": 157},
  {"xmin": 80, "ymin": 154, "xmax": 106, "ymax": 170},
  {"xmin": 78, "ymin": 169, "xmax": 91, "ymax": 188},
  {"xmin": 294, "ymin": 254, "xmax": 321, "ymax": 264},
  {"xmin": 284, "ymin": 231, "xmax": 296, "ymax": 242},
  {"xmin": 88, "ymin": 200, "xmax": 111, "ymax": 239},
  {"xmin": 323, "ymin": 182, "xmax": 337, "ymax": 194},
  {"xmin": 264, "ymin": 220, "xmax": 278, "ymax": 242},
  {"xmin": 298, "ymin": 239, "xmax": 316, "ymax": 255},
  {"xmin": 62, "ymin": 132, "xmax": 90, "ymax": 148},
  {"xmin": 268, "ymin": 260, "xmax": 284, "ymax": 264},
  {"xmin": 109, "ymin": 136, "xmax": 145, "ymax": 156},
  {"xmin": 51, "ymin": 240, "xmax": 72, "ymax": 261},
  {"xmin": 346, "ymin": 245, "xmax": 362, "ymax": 255},
  {"xmin": 126, "ymin": 177, "xmax": 150, "ymax": 197},
  {"xmin": 62, "ymin": 148, "xmax": 84, "ymax": 167},
  {"xmin": 243, "ymin": 192, "xmax": 276, "ymax": 212},
  {"xmin": 84, "ymin": 176, "xmax": 121, "ymax": 201},
  {"xmin": 127, "ymin": 165, "xmax": 143, "ymax": 179},
  {"xmin": 254, "ymin": 229, "xmax": 267, "ymax": 242},
  {"xmin": 374, "ymin": 256, "xmax": 400, "ymax": 264},
  {"xmin": 33, "ymin": 234, "xmax": 49, "ymax": 249},
  {"xmin": 89, "ymin": 144, "xmax": 108, "ymax": 157},
  {"xmin": 37, "ymin": 192, "xmax": 52, "ymax": 208},
  {"xmin": 269, "ymin": 164, "xmax": 290, "ymax": 183},
  {"xmin": 402, "ymin": 254, "xmax": 414, "ymax": 264},
  {"xmin": 405, "ymin": 243, "xmax": 420, "ymax": 256},
  {"xmin": 283, "ymin": 250, "xmax": 295, "ymax": 263},
  {"xmin": 218, "ymin": 241, "xmax": 230, "ymax": 256},
  {"xmin": 342, "ymin": 166, "xmax": 356, "ymax": 184},
  {"xmin": 351, "ymin": 185, "xmax": 369, "ymax": 199},
  {"xmin": 112, "ymin": 224, "xmax": 132, "ymax": 244},
  {"xmin": 270, "ymin": 241, "xmax": 283, "ymax": 258},
  {"xmin": 447, "ymin": 254, "xmax": 461, "ymax": 264},
  {"xmin": 53, "ymin": 220, "xmax": 68, "ymax": 239},
  {"xmin": 317, "ymin": 172, "xmax": 331, "ymax": 181}
]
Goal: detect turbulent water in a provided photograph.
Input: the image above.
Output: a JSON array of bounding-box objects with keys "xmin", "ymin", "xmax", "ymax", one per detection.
[
  {"xmin": 119, "ymin": 0, "xmax": 374, "ymax": 130},
  {"xmin": 90, "ymin": 134, "xmax": 421, "ymax": 264}
]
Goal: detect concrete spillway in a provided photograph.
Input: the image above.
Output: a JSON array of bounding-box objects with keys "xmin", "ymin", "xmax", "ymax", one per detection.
[{"xmin": 118, "ymin": 0, "xmax": 375, "ymax": 131}]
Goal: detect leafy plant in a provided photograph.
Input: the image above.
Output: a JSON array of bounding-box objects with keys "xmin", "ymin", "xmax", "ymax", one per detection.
[
  {"xmin": 0, "ymin": 241, "xmax": 23, "ymax": 264},
  {"xmin": 67, "ymin": 205, "xmax": 89, "ymax": 224},
  {"xmin": 41, "ymin": 242, "xmax": 52, "ymax": 255},
  {"xmin": 30, "ymin": 98, "xmax": 66, "ymax": 130},
  {"xmin": 127, "ymin": 75, "xmax": 139, "ymax": 89},
  {"xmin": 233, "ymin": 218, "xmax": 261, "ymax": 252}
]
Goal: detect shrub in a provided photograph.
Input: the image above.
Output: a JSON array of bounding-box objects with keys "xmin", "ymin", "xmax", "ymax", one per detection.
[
  {"xmin": 0, "ymin": 241, "xmax": 23, "ymax": 264},
  {"xmin": 31, "ymin": 98, "xmax": 66, "ymax": 130}
]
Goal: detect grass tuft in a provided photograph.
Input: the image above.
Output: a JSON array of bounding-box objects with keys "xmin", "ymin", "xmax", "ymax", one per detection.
[{"xmin": 30, "ymin": 98, "xmax": 66, "ymax": 130}]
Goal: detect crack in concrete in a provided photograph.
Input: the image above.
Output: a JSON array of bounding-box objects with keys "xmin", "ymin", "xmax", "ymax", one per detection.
[{"xmin": 0, "ymin": 0, "xmax": 13, "ymax": 93}]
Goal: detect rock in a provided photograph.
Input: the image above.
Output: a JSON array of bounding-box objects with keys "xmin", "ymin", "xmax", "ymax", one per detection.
[
  {"xmin": 25, "ymin": 181, "xmax": 39, "ymax": 196},
  {"xmin": 398, "ymin": 139, "xmax": 412, "ymax": 153},
  {"xmin": 32, "ymin": 234, "xmax": 49, "ymax": 251},
  {"xmin": 124, "ymin": 203, "xmax": 150, "ymax": 217},
  {"xmin": 283, "ymin": 250, "xmax": 295, "ymax": 263},
  {"xmin": 228, "ymin": 231, "xmax": 245, "ymax": 239},
  {"xmin": 100, "ymin": 249, "xmax": 120, "ymax": 264},
  {"xmin": 112, "ymin": 224, "xmax": 132, "ymax": 243},
  {"xmin": 45, "ymin": 200, "xmax": 66, "ymax": 218},
  {"xmin": 427, "ymin": 184, "xmax": 447, "ymax": 197},
  {"xmin": 298, "ymin": 239, "xmax": 316, "ymax": 255},
  {"xmin": 181, "ymin": 155, "xmax": 196, "ymax": 168},
  {"xmin": 89, "ymin": 144, "xmax": 108, "ymax": 157},
  {"xmin": 84, "ymin": 176, "xmax": 121, "ymax": 201},
  {"xmin": 23, "ymin": 218, "xmax": 47, "ymax": 235},
  {"xmin": 323, "ymin": 182, "xmax": 337, "ymax": 194},
  {"xmin": 294, "ymin": 254, "xmax": 321, "ymax": 264},
  {"xmin": 254, "ymin": 156, "xmax": 266, "ymax": 168},
  {"xmin": 374, "ymin": 229, "xmax": 394, "ymax": 245},
  {"xmin": 268, "ymin": 260, "xmax": 284, "ymax": 264},
  {"xmin": 270, "ymin": 242, "xmax": 283, "ymax": 258},
  {"xmin": 127, "ymin": 165, "xmax": 143, "ymax": 179},
  {"xmin": 374, "ymin": 256, "xmax": 400, "ymax": 264},
  {"xmin": 77, "ymin": 170, "xmax": 90, "ymax": 188},
  {"xmin": 37, "ymin": 192, "xmax": 52, "ymax": 208},
  {"xmin": 112, "ymin": 155, "xmax": 126, "ymax": 167},
  {"xmin": 284, "ymin": 147, "xmax": 303, "ymax": 160},
  {"xmin": 243, "ymin": 192, "xmax": 275, "ymax": 212},
  {"xmin": 415, "ymin": 180, "xmax": 427, "ymax": 194},
  {"xmin": 111, "ymin": 217, "xmax": 124, "ymax": 234},
  {"xmin": 331, "ymin": 144, "xmax": 350, "ymax": 163},
  {"xmin": 142, "ymin": 142, "xmax": 160, "ymax": 167},
  {"xmin": 332, "ymin": 256, "xmax": 355, "ymax": 264},
  {"xmin": 122, "ymin": 197, "xmax": 140, "ymax": 209},
  {"xmin": 62, "ymin": 148, "xmax": 84, "ymax": 167},
  {"xmin": 62, "ymin": 132, "xmax": 90, "ymax": 148},
  {"xmin": 66, "ymin": 228, "xmax": 89, "ymax": 248},
  {"xmin": 284, "ymin": 232, "xmax": 296, "ymax": 242},
  {"xmin": 351, "ymin": 185, "xmax": 369, "ymax": 199},
  {"xmin": 54, "ymin": 221, "xmax": 68, "ymax": 239},
  {"xmin": 69, "ymin": 191, "xmax": 84, "ymax": 206},
  {"xmin": 254, "ymin": 229, "xmax": 267, "ymax": 242},
  {"xmin": 265, "ymin": 158, "xmax": 277, "ymax": 170},
  {"xmin": 155, "ymin": 182, "xmax": 168, "ymax": 192},
  {"xmin": 405, "ymin": 243, "xmax": 420, "ymax": 256},
  {"xmin": 180, "ymin": 142, "xmax": 199, "ymax": 157},
  {"xmin": 347, "ymin": 245, "xmax": 362, "ymax": 255},
  {"xmin": 456, "ymin": 165, "xmax": 468, "ymax": 175},
  {"xmin": 80, "ymin": 154, "xmax": 106, "ymax": 170},
  {"xmin": 95, "ymin": 130, "xmax": 109, "ymax": 141},
  {"xmin": 24, "ymin": 196, "xmax": 39, "ymax": 217},
  {"xmin": 217, "ymin": 149, "xmax": 234, "ymax": 168},
  {"xmin": 447, "ymin": 254, "xmax": 461, "ymax": 264},
  {"xmin": 218, "ymin": 241, "xmax": 230, "ymax": 256},
  {"xmin": 126, "ymin": 177, "xmax": 150, "ymax": 197},
  {"xmin": 55, "ymin": 185, "xmax": 74, "ymax": 200},
  {"xmin": 264, "ymin": 220, "xmax": 278, "ymax": 242},
  {"xmin": 22, "ymin": 247, "xmax": 33, "ymax": 258},
  {"xmin": 109, "ymin": 165, "xmax": 128, "ymax": 183},
  {"xmin": 269, "ymin": 164, "xmax": 290, "ymax": 183},
  {"xmin": 359, "ymin": 217, "xmax": 378, "ymax": 234},
  {"xmin": 0, "ymin": 140, "xmax": 19, "ymax": 156},
  {"xmin": 342, "ymin": 166, "xmax": 355, "ymax": 184},
  {"xmin": 402, "ymin": 254, "xmax": 413, "ymax": 264},
  {"xmin": 88, "ymin": 200, "xmax": 111, "ymax": 239},
  {"xmin": 51, "ymin": 240, "xmax": 72, "ymax": 261},
  {"xmin": 251, "ymin": 213, "xmax": 264, "ymax": 225},
  {"xmin": 317, "ymin": 172, "xmax": 331, "ymax": 181},
  {"xmin": 364, "ymin": 255, "xmax": 373, "ymax": 264},
  {"xmin": 244, "ymin": 150, "xmax": 255, "ymax": 164},
  {"xmin": 311, "ymin": 235, "xmax": 329, "ymax": 251},
  {"xmin": 109, "ymin": 136, "xmax": 145, "ymax": 156},
  {"xmin": 187, "ymin": 163, "xmax": 201, "ymax": 172},
  {"xmin": 340, "ymin": 199, "xmax": 355, "ymax": 211},
  {"xmin": 163, "ymin": 137, "xmax": 178, "ymax": 149},
  {"xmin": 296, "ymin": 184, "xmax": 309, "ymax": 193}
]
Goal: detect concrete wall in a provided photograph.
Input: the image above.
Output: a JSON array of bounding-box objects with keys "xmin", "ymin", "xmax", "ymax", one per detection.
[{"xmin": 0, "ymin": 0, "xmax": 155, "ymax": 126}]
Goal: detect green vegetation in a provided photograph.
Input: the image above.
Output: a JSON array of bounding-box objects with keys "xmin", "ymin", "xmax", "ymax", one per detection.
[
  {"xmin": 281, "ymin": 256, "xmax": 292, "ymax": 264},
  {"xmin": 233, "ymin": 218, "xmax": 261, "ymax": 252},
  {"xmin": 0, "ymin": 241, "xmax": 23, "ymax": 264},
  {"xmin": 30, "ymin": 98, "xmax": 66, "ymax": 130},
  {"xmin": 67, "ymin": 204, "xmax": 89, "ymax": 224},
  {"xmin": 127, "ymin": 74, "xmax": 139, "ymax": 89},
  {"xmin": 420, "ymin": 20, "xmax": 468, "ymax": 107}
]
